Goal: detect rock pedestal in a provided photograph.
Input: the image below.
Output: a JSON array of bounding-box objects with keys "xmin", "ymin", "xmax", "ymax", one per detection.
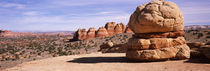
[{"xmin": 126, "ymin": 0, "xmax": 190, "ymax": 61}]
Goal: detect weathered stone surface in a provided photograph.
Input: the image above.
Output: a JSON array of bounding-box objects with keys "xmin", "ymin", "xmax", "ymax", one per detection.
[
  {"xmin": 105, "ymin": 22, "xmax": 116, "ymax": 36},
  {"xmin": 125, "ymin": 27, "xmax": 133, "ymax": 33},
  {"xmin": 80, "ymin": 29, "xmax": 87, "ymax": 40},
  {"xmin": 96, "ymin": 27, "xmax": 109, "ymax": 38},
  {"xmin": 128, "ymin": 0, "xmax": 184, "ymax": 33},
  {"xmin": 134, "ymin": 31, "xmax": 184, "ymax": 38},
  {"xmin": 127, "ymin": 37, "xmax": 186, "ymax": 50},
  {"xmin": 114, "ymin": 24, "xmax": 122, "ymax": 34},
  {"xmin": 126, "ymin": 44, "xmax": 190, "ymax": 61},
  {"xmin": 87, "ymin": 28, "xmax": 96, "ymax": 39},
  {"xmin": 114, "ymin": 24, "xmax": 123, "ymax": 34},
  {"xmin": 119, "ymin": 23, "xmax": 126, "ymax": 33},
  {"xmin": 73, "ymin": 29, "xmax": 81, "ymax": 40}
]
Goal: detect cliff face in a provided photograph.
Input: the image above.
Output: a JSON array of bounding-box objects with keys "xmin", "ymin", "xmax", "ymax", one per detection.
[{"xmin": 73, "ymin": 22, "xmax": 133, "ymax": 41}]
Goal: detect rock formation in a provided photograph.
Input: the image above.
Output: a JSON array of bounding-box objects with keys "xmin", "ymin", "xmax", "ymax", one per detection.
[
  {"xmin": 87, "ymin": 28, "xmax": 96, "ymax": 39},
  {"xmin": 96, "ymin": 27, "xmax": 109, "ymax": 38},
  {"xmin": 126, "ymin": 0, "xmax": 190, "ymax": 61},
  {"xmin": 128, "ymin": 0, "xmax": 184, "ymax": 33},
  {"xmin": 119, "ymin": 23, "xmax": 126, "ymax": 33},
  {"xmin": 73, "ymin": 29, "xmax": 87, "ymax": 40},
  {"xmin": 114, "ymin": 24, "xmax": 123, "ymax": 34},
  {"xmin": 73, "ymin": 22, "xmax": 134, "ymax": 41},
  {"xmin": 105, "ymin": 22, "xmax": 115, "ymax": 36}
]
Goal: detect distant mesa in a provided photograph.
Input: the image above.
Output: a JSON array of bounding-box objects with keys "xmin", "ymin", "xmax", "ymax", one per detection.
[{"xmin": 73, "ymin": 22, "xmax": 134, "ymax": 41}]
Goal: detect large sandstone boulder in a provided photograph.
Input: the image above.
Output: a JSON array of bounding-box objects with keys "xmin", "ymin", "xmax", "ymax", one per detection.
[
  {"xmin": 114, "ymin": 24, "xmax": 123, "ymax": 34},
  {"xmin": 128, "ymin": 0, "xmax": 184, "ymax": 33},
  {"xmin": 125, "ymin": 0, "xmax": 190, "ymax": 61},
  {"xmin": 126, "ymin": 44, "xmax": 190, "ymax": 61},
  {"xmin": 87, "ymin": 28, "xmax": 96, "ymax": 39},
  {"xmin": 105, "ymin": 22, "xmax": 115, "ymax": 36},
  {"xmin": 96, "ymin": 27, "xmax": 109, "ymax": 38}
]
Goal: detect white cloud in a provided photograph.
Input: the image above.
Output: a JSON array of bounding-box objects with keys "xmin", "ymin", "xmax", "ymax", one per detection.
[
  {"xmin": 0, "ymin": 2, "xmax": 25, "ymax": 9},
  {"xmin": 23, "ymin": 11, "xmax": 41, "ymax": 16}
]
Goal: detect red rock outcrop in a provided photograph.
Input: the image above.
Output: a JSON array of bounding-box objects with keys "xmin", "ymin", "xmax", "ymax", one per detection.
[
  {"xmin": 114, "ymin": 24, "xmax": 123, "ymax": 34},
  {"xmin": 87, "ymin": 28, "xmax": 96, "ymax": 39},
  {"xmin": 105, "ymin": 22, "xmax": 115, "ymax": 36},
  {"xmin": 73, "ymin": 22, "xmax": 134, "ymax": 41},
  {"xmin": 96, "ymin": 27, "xmax": 109, "ymax": 38},
  {"xmin": 120, "ymin": 23, "xmax": 126, "ymax": 33},
  {"xmin": 73, "ymin": 29, "xmax": 87, "ymax": 40}
]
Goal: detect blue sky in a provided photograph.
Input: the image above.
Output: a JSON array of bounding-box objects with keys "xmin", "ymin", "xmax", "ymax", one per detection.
[{"xmin": 0, "ymin": 0, "xmax": 209, "ymax": 32}]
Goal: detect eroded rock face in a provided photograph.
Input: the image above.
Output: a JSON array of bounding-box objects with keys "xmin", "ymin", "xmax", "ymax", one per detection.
[
  {"xmin": 105, "ymin": 22, "xmax": 115, "ymax": 36},
  {"xmin": 127, "ymin": 37, "xmax": 186, "ymax": 50},
  {"xmin": 120, "ymin": 23, "xmax": 126, "ymax": 33},
  {"xmin": 87, "ymin": 28, "xmax": 96, "ymax": 39},
  {"xmin": 126, "ymin": 44, "xmax": 190, "ymax": 61},
  {"xmin": 80, "ymin": 29, "xmax": 87, "ymax": 40},
  {"xmin": 128, "ymin": 0, "xmax": 184, "ymax": 33},
  {"xmin": 114, "ymin": 24, "xmax": 123, "ymax": 34},
  {"xmin": 96, "ymin": 27, "xmax": 109, "ymax": 38}
]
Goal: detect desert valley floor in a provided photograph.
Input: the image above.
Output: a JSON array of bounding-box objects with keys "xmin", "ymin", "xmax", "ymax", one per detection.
[{"xmin": 4, "ymin": 53, "xmax": 210, "ymax": 71}]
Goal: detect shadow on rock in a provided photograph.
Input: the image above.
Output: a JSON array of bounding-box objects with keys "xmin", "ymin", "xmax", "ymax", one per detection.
[{"xmin": 184, "ymin": 57, "xmax": 210, "ymax": 64}]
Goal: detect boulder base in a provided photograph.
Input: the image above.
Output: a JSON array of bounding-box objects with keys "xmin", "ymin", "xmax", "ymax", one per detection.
[{"xmin": 126, "ymin": 44, "xmax": 190, "ymax": 61}]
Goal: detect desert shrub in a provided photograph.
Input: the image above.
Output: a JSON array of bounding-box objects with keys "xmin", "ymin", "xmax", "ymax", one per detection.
[
  {"xmin": 198, "ymin": 33, "xmax": 203, "ymax": 38},
  {"xmin": 207, "ymin": 32, "xmax": 210, "ymax": 35},
  {"xmin": 206, "ymin": 36, "xmax": 210, "ymax": 38}
]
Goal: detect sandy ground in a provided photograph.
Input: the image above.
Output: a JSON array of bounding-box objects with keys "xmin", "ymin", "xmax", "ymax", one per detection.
[{"xmin": 3, "ymin": 53, "xmax": 210, "ymax": 71}]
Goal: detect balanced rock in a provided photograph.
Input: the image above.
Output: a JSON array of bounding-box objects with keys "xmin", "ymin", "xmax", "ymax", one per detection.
[
  {"xmin": 96, "ymin": 27, "xmax": 109, "ymax": 38},
  {"xmin": 125, "ymin": 0, "xmax": 190, "ymax": 61},
  {"xmin": 87, "ymin": 28, "xmax": 96, "ymax": 39},
  {"xmin": 128, "ymin": 0, "xmax": 184, "ymax": 33},
  {"xmin": 114, "ymin": 24, "xmax": 123, "ymax": 34},
  {"xmin": 105, "ymin": 22, "xmax": 115, "ymax": 36}
]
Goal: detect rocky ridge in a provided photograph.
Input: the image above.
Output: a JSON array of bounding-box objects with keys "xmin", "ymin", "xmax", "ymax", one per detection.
[{"xmin": 73, "ymin": 22, "xmax": 133, "ymax": 41}]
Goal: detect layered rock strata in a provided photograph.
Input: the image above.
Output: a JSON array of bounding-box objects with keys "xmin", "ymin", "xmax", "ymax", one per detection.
[
  {"xmin": 87, "ymin": 28, "xmax": 96, "ymax": 39},
  {"xmin": 96, "ymin": 27, "xmax": 109, "ymax": 38},
  {"xmin": 105, "ymin": 22, "xmax": 115, "ymax": 36}
]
